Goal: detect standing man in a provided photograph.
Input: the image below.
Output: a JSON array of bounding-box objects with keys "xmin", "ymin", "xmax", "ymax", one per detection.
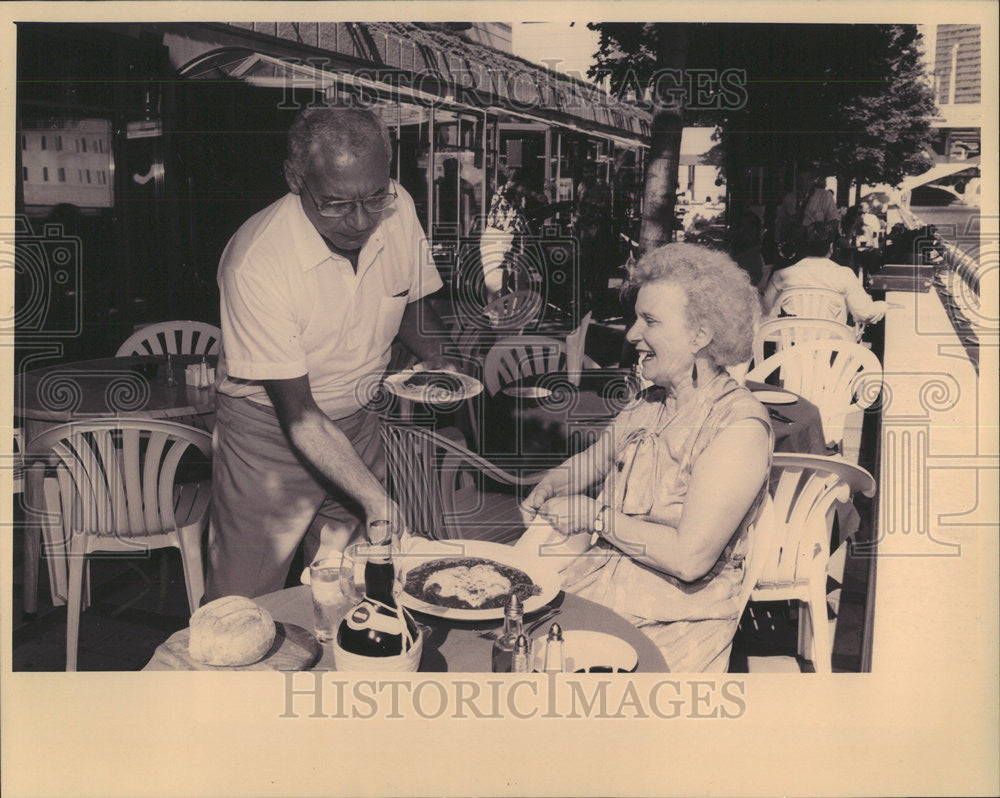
[
  {"xmin": 204, "ymin": 107, "xmax": 451, "ymax": 601},
  {"xmin": 774, "ymin": 169, "xmax": 840, "ymax": 264}
]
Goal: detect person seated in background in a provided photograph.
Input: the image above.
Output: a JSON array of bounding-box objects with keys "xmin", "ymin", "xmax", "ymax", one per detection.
[
  {"xmin": 762, "ymin": 222, "xmax": 888, "ymax": 324},
  {"xmin": 726, "ymin": 207, "xmax": 766, "ymax": 288},
  {"xmin": 519, "ymin": 243, "xmax": 772, "ymax": 672}
]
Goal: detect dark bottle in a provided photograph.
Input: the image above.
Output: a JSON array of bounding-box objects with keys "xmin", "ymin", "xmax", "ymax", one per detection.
[
  {"xmin": 336, "ymin": 543, "xmax": 419, "ymax": 657},
  {"xmin": 491, "ymin": 593, "xmax": 525, "ymax": 673}
]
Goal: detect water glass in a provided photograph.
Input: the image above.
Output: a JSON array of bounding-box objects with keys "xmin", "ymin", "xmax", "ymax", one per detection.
[
  {"xmin": 338, "ymin": 544, "xmax": 367, "ymax": 603},
  {"xmin": 309, "ymin": 557, "xmax": 343, "ymax": 643}
]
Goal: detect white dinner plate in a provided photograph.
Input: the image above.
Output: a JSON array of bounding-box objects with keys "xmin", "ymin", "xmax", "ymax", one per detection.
[
  {"xmin": 501, "ymin": 385, "xmax": 552, "ymax": 399},
  {"xmin": 396, "ymin": 539, "xmax": 562, "ymax": 621},
  {"xmin": 752, "ymin": 389, "xmax": 797, "ymax": 405},
  {"xmin": 384, "ymin": 369, "xmax": 483, "ymax": 403},
  {"xmin": 530, "ymin": 630, "xmax": 638, "ymax": 673}
]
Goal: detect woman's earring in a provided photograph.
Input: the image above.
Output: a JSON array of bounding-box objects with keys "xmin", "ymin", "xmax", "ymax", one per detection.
[{"xmin": 691, "ymin": 361, "xmax": 698, "ymax": 385}]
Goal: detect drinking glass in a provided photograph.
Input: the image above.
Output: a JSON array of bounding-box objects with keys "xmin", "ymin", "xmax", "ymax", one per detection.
[
  {"xmin": 338, "ymin": 544, "xmax": 367, "ymax": 603},
  {"xmin": 308, "ymin": 557, "xmax": 343, "ymax": 642}
]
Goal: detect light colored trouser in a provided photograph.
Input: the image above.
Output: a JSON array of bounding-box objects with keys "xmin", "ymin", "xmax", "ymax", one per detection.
[{"xmin": 204, "ymin": 393, "xmax": 384, "ymax": 602}]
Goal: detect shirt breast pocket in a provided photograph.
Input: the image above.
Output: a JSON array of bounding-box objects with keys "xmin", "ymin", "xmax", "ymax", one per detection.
[{"xmin": 374, "ymin": 293, "xmax": 408, "ymax": 352}]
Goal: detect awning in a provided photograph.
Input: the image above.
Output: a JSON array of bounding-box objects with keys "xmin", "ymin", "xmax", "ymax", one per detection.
[
  {"xmin": 898, "ymin": 159, "xmax": 980, "ymax": 191},
  {"xmin": 174, "ymin": 22, "xmax": 651, "ymax": 148}
]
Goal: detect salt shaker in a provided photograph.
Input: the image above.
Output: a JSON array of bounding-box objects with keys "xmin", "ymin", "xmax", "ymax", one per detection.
[
  {"xmin": 542, "ymin": 622, "xmax": 564, "ymax": 673},
  {"xmin": 512, "ymin": 634, "xmax": 531, "ymax": 673}
]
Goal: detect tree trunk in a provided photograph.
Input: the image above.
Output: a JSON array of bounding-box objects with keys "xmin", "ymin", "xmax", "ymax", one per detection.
[{"xmin": 638, "ymin": 24, "xmax": 689, "ymax": 255}]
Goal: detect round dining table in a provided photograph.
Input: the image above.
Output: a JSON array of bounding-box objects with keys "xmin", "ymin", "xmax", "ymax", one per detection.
[
  {"xmin": 144, "ymin": 586, "xmax": 669, "ymax": 673},
  {"xmin": 15, "ymin": 354, "xmax": 217, "ymax": 611}
]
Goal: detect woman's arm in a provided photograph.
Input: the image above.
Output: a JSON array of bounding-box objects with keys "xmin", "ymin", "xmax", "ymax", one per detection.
[
  {"xmin": 519, "ymin": 431, "xmax": 619, "ymax": 524},
  {"xmin": 539, "ymin": 421, "xmax": 770, "ymax": 582}
]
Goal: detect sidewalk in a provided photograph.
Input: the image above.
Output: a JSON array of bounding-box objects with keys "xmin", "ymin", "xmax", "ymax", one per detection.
[{"xmin": 868, "ymin": 285, "xmax": 996, "ymax": 677}]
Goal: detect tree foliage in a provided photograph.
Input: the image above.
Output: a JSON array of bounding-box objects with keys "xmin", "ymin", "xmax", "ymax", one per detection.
[{"xmin": 589, "ymin": 23, "xmax": 938, "ymax": 193}]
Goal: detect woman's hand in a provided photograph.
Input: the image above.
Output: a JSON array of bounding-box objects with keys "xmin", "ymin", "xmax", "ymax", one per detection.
[
  {"xmin": 536, "ymin": 495, "xmax": 601, "ymax": 537},
  {"xmin": 519, "ymin": 469, "xmax": 573, "ymax": 525}
]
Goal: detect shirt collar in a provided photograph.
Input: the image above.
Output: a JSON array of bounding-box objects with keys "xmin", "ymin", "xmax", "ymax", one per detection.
[{"xmin": 286, "ymin": 184, "xmax": 393, "ymax": 273}]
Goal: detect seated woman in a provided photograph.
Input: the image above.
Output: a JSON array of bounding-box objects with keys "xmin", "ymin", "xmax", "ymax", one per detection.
[
  {"xmin": 762, "ymin": 222, "xmax": 888, "ymax": 324},
  {"xmin": 519, "ymin": 243, "xmax": 772, "ymax": 672}
]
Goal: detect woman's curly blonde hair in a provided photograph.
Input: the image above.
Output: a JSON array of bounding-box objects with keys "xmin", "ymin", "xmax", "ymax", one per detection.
[{"xmin": 627, "ymin": 242, "xmax": 760, "ymax": 367}]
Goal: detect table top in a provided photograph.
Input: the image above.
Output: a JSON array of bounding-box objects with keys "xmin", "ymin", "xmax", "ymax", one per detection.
[
  {"xmin": 144, "ymin": 585, "xmax": 668, "ymax": 673},
  {"xmin": 15, "ymin": 354, "xmax": 216, "ymax": 423},
  {"xmin": 480, "ymin": 370, "xmax": 827, "ymax": 460}
]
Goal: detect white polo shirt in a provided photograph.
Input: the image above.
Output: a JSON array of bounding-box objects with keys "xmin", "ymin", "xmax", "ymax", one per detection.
[{"xmin": 216, "ymin": 181, "xmax": 443, "ymax": 419}]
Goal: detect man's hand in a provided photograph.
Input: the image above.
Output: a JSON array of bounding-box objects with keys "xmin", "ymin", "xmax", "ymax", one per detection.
[
  {"xmin": 536, "ymin": 494, "xmax": 601, "ymax": 537},
  {"xmin": 413, "ymin": 355, "xmax": 466, "ymax": 375}
]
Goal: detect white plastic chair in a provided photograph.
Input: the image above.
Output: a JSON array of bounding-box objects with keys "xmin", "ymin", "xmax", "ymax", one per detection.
[
  {"xmin": 483, "ymin": 335, "xmax": 565, "ymax": 396},
  {"xmin": 746, "ymin": 340, "xmax": 883, "ymax": 450},
  {"xmin": 116, "ymin": 320, "xmax": 221, "ymax": 357},
  {"xmin": 749, "ymin": 453, "xmax": 877, "ymax": 673},
  {"xmin": 773, "ymin": 287, "xmax": 848, "ymax": 325},
  {"xmin": 32, "ymin": 419, "xmax": 212, "ymax": 670},
  {"xmin": 381, "ymin": 421, "xmax": 544, "ymax": 545},
  {"xmin": 752, "ymin": 317, "xmax": 859, "ymax": 367}
]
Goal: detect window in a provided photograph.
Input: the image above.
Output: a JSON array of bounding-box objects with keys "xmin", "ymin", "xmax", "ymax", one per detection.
[
  {"xmin": 78, "ymin": 169, "xmax": 83, "ymax": 182},
  {"xmin": 58, "ymin": 168, "xmax": 66, "ymax": 183},
  {"xmin": 43, "ymin": 167, "xmax": 49, "ymax": 182},
  {"xmin": 86, "ymin": 169, "xmax": 91, "ymax": 184},
  {"xmin": 41, "ymin": 135, "xmax": 47, "ymax": 150},
  {"xmin": 81, "ymin": 139, "xmax": 87, "ymax": 153},
  {"xmin": 22, "ymin": 166, "xmax": 28, "ymax": 181},
  {"xmin": 21, "ymin": 135, "xmax": 26, "ymax": 150},
  {"xmin": 98, "ymin": 139, "xmax": 104, "ymax": 153},
  {"xmin": 56, "ymin": 135, "xmax": 63, "ymax": 150}
]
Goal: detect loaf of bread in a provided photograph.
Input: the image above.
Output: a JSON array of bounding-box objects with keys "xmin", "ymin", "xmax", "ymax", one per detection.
[{"xmin": 188, "ymin": 596, "xmax": 276, "ymax": 666}]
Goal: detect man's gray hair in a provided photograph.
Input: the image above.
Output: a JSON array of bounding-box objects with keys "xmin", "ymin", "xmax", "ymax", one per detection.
[{"xmin": 286, "ymin": 107, "xmax": 392, "ymax": 172}]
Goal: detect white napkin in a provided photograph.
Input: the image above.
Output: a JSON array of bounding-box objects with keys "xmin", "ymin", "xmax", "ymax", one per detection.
[
  {"xmin": 515, "ymin": 518, "xmax": 594, "ymax": 575},
  {"xmin": 185, "ymin": 363, "xmax": 215, "ymax": 388}
]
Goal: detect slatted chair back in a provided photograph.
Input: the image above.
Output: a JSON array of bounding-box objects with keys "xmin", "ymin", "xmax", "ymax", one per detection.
[
  {"xmin": 750, "ymin": 453, "xmax": 876, "ymax": 672},
  {"xmin": 752, "ymin": 317, "xmax": 859, "ymax": 367},
  {"xmin": 745, "ymin": 340, "xmax": 883, "ymax": 449},
  {"xmin": 483, "ymin": 336, "xmax": 565, "ymax": 396},
  {"xmin": 33, "ymin": 419, "xmax": 211, "ymax": 540},
  {"xmin": 380, "ymin": 421, "xmax": 542, "ymax": 542},
  {"xmin": 116, "ymin": 320, "xmax": 221, "ymax": 357},
  {"xmin": 31, "ymin": 419, "xmax": 213, "ymax": 669},
  {"xmin": 774, "ymin": 287, "xmax": 848, "ymax": 325}
]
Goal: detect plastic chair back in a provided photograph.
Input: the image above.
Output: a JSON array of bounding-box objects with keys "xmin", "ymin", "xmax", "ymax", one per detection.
[
  {"xmin": 774, "ymin": 287, "xmax": 847, "ymax": 324},
  {"xmin": 483, "ymin": 335, "xmax": 565, "ymax": 396},
  {"xmin": 752, "ymin": 317, "xmax": 858, "ymax": 367},
  {"xmin": 116, "ymin": 320, "xmax": 221, "ymax": 357},
  {"xmin": 746, "ymin": 340, "xmax": 883, "ymax": 448}
]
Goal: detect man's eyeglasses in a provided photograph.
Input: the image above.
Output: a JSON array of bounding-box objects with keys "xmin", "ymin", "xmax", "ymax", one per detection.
[{"xmin": 298, "ymin": 176, "xmax": 397, "ymax": 218}]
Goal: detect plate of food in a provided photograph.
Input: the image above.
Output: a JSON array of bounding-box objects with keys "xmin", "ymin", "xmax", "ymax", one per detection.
[
  {"xmin": 384, "ymin": 369, "xmax": 483, "ymax": 404},
  {"xmin": 501, "ymin": 385, "xmax": 552, "ymax": 400},
  {"xmin": 752, "ymin": 389, "xmax": 797, "ymax": 405},
  {"xmin": 396, "ymin": 539, "xmax": 562, "ymax": 621}
]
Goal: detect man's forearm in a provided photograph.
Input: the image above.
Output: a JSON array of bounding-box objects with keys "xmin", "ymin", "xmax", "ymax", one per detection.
[{"xmin": 285, "ymin": 407, "xmax": 390, "ymax": 518}]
